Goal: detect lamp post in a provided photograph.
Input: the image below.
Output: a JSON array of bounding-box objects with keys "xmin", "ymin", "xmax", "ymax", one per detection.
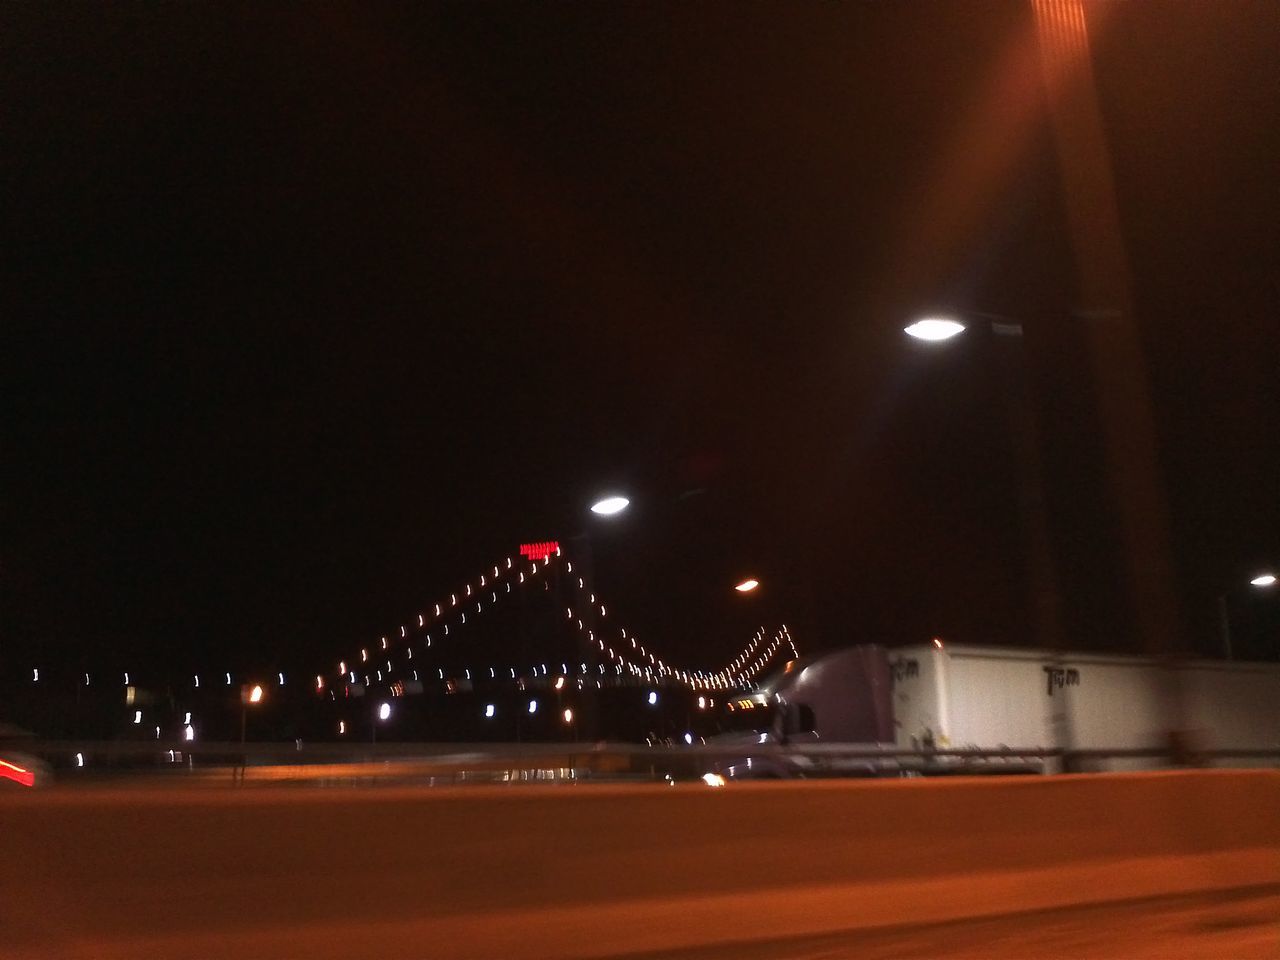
[
  {"xmin": 906, "ymin": 311, "xmax": 1072, "ymax": 765},
  {"xmin": 239, "ymin": 683, "xmax": 264, "ymax": 747},
  {"xmin": 372, "ymin": 700, "xmax": 391, "ymax": 744},
  {"xmin": 570, "ymin": 494, "xmax": 630, "ymax": 741},
  {"xmin": 904, "ymin": 312, "xmax": 1064, "ymax": 652},
  {"xmin": 1217, "ymin": 572, "xmax": 1277, "ymax": 660}
]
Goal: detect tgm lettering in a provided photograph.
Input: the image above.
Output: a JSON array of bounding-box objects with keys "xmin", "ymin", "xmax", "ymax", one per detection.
[
  {"xmin": 890, "ymin": 658, "xmax": 919, "ymax": 684},
  {"xmin": 1043, "ymin": 666, "xmax": 1080, "ymax": 696}
]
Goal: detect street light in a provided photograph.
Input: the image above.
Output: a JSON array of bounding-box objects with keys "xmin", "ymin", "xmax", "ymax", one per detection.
[
  {"xmin": 240, "ymin": 683, "xmax": 265, "ymax": 747},
  {"xmin": 904, "ymin": 317, "xmax": 967, "ymax": 342},
  {"xmin": 902, "ymin": 309, "xmax": 1058, "ymax": 652},
  {"xmin": 565, "ymin": 492, "xmax": 631, "ymax": 740},
  {"xmin": 905, "ymin": 308, "xmax": 1070, "ymax": 763},
  {"xmin": 734, "ymin": 578, "xmax": 760, "ymax": 593},
  {"xmin": 589, "ymin": 495, "xmax": 630, "ymax": 517},
  {"xmin": 1219, "ymin": 572, "xmax": 1277, "ymax": 659}
]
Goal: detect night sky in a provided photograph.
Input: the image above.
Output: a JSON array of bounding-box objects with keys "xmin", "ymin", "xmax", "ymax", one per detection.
[{"xmin": 4, "ymin": 1, "xmax": 1278, "ymax": 684}]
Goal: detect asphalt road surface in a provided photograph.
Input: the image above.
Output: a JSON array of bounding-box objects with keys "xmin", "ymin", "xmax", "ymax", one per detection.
[{"xmin": 610, "ymin": 887, "xmax": 1280, "ymax": 960}]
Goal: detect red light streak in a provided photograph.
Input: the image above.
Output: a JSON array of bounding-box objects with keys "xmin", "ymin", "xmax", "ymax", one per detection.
[
  {"xmin": 519, "ymin": 541, "xmax": 559, "ymax": 562},
  {"xmin": 0, "ymin": 759, "xmax": 34, "ymax": 788}
]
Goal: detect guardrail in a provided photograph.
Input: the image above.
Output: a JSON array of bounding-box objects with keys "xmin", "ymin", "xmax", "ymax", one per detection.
[{"xmin": 6, "ymin": 738, "xmax": 1279, "ymax": 785}]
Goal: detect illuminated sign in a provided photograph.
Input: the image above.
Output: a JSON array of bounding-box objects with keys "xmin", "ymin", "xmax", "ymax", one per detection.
[{"xmin": 519, "ymin": 541, "xmax": 560, "ymax": 561}]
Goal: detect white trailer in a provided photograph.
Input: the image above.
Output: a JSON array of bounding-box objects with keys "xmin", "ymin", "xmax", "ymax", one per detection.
[{"xmin": 889, "ymin": 642, "xmax": 1280, "ymax": 768}]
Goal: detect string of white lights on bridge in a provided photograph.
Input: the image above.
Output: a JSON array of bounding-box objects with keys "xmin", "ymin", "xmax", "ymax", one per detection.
[{"xmin": 334, "ymin": 546, "xmax": 799, "ymax": 695}]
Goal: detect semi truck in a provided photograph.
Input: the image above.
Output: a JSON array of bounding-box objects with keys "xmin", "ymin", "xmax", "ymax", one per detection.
[{"xmin": 710, "ymin": 642, "xmax": 1280, "ymax": 776}]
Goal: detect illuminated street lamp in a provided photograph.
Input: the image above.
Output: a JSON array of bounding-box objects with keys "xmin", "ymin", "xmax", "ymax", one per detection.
[
  {"xmin": 1219, "ymin": 572, "xmax": 1278, "ymax": 660},
  {"xmin": 239, "ymin": 683, "xmax": 265, "ymax": 747},
  {"xmin": 905, "ymin": 307, "xmax": 1069, "ymax": 761},
  {"xmin": 904, "ymin": 317, "xmax": 966, "ymax": 342},
  {"xmin": 589, "ymin": 495, "xmax": 630, "ymax": 517},
  {"xmin": 734, "ymin": 578, "xmax": 760, "ymax": 593},
  {"xmin": 371, "ymin": 701, "xmax": 392, "ymax": 743}
]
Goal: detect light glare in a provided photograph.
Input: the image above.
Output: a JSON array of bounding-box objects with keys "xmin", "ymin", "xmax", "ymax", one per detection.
[
  {"xmin": 1250, "ymin": 573, "xmax": 1277, "ymax": 587},
  {"xmin": 590, "ymin": 495, "xmax": 630, "ymax": 516},
  {"xmin": 904, "ymin": 317, "xmax": 966, "ymax": 342},
  {"xmin": 734, "ymin": 579, "xmax": 760, "ymax": 593}
]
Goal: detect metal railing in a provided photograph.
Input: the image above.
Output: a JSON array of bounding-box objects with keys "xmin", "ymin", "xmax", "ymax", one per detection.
[{"xmin": 6, "ymin": 738, "xmax": 1279, "ymax": 787}]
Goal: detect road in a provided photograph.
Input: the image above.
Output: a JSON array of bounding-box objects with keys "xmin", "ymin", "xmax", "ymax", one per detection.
[
  {"xmin": 1, "ymin": 772, "xmax": 1276, "ymax": 958},
  {"xmin": 611, "ymin": 888, "xmax": 1280, "ymax": 959}
]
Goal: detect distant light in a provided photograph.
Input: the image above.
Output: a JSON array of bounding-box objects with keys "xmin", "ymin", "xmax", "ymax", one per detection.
[
  {"xmin": 590, "ymin": 495, "xmax": 630, "ymax": 516},
  {"xmin": 225, "ymin": 672, "xmax": 231, "ymax": 686},
  {"xmin": 183, "ymin": 725, "xmax": 195, "ymax": 742},
  {"xmin": 684, "ymin": 733, "xmax": 694, "ymax": 745},
  {"xmin": 278, "ymin": 672, "xmax": 285, "ymax": 685},
  {"xmin": 183, "ymin": 712, "xmax": 191, "ymax": 724},
  {"xmin": 484, "ymin": 703, "xmax": 496, "ymax": 718},
  {"xmin": 734, "ymin": 579, "xmax": 760, "ymax": 593},
  {"xmin": 933, "ymin": 637, "xmax": 944, "ymax": 649},
  {"xmin": 338, "ymin": 721, "xmax": 346, "ymax": 735},
  {"xmin": 554, "ymin": 676, "xmax": 566, "ymax": 691},
  {"xmin": 647, "ymin": 691, "xmax": 658, "ymax": 706},
  {"xmin": 905, "ymin": 317, "xmax": 966, "ymax": 342},
  {"xmin": 32, "ymin": 669, "xmax": 38, "ymax": 682},
  {"xmin": 1250, "ymin": 573, "xmax": 1277, "ymax": 587},
  {"xmin": 528, "ymin": 699, "xmax": 538, "ymax": 714},
  {"xmin": 193, "ymin": 675, "xmax": 200, "ymax": 688},
  {"xmin": 378, "ymin": 702, "xmax": 391, "ymax": 721},
  {"xmin": 562, "ymin": 708, "xmax": 574, "ymax": 724},
  {"xmin": 316, "ymin": 675, "xmax": 324, "ymax": 691},
  {"xmin": 697, "ymin": 696, "xmax": 707, "ymax": 709},
  {"xmin": 519, "ymin": 541, "xmax": 560, "ymax": 562},
  {"xmin": 75, "ymin": 752, "xmax": 85, "ymax": 768},
  {"xmin": 249, "ymin": 684, "xmax": 264, "ymax": 704},
  {"xmin": 133, "ymin": 710, "xmax": 142, "ymax": 724},
  {"xmin": 702, "ymin": 773, "xmax": 725, "ymax": 787}
]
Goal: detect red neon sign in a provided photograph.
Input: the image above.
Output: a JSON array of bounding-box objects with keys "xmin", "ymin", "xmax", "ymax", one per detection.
[{"xmin": 519, "ymin": 541, "xmax": 560, "ymax": 562}]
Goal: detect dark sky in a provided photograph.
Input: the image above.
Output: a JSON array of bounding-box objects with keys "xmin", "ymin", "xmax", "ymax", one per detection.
[{"xmin": 4, "ymin": 1, "xmax": 1278, "ymax": 682}]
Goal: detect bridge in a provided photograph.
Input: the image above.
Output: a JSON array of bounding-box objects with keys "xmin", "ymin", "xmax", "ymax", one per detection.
[
  {"xmin": 3, "ymin": 545, "xmax": 800, "ymax": 745},
  {"xmin": 328, "ymin": 545, "xmax": 795, "ymax": 696},
  {"xmin": 314, "ymin": 544, "xmax": 799, "ymax": 743}
]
